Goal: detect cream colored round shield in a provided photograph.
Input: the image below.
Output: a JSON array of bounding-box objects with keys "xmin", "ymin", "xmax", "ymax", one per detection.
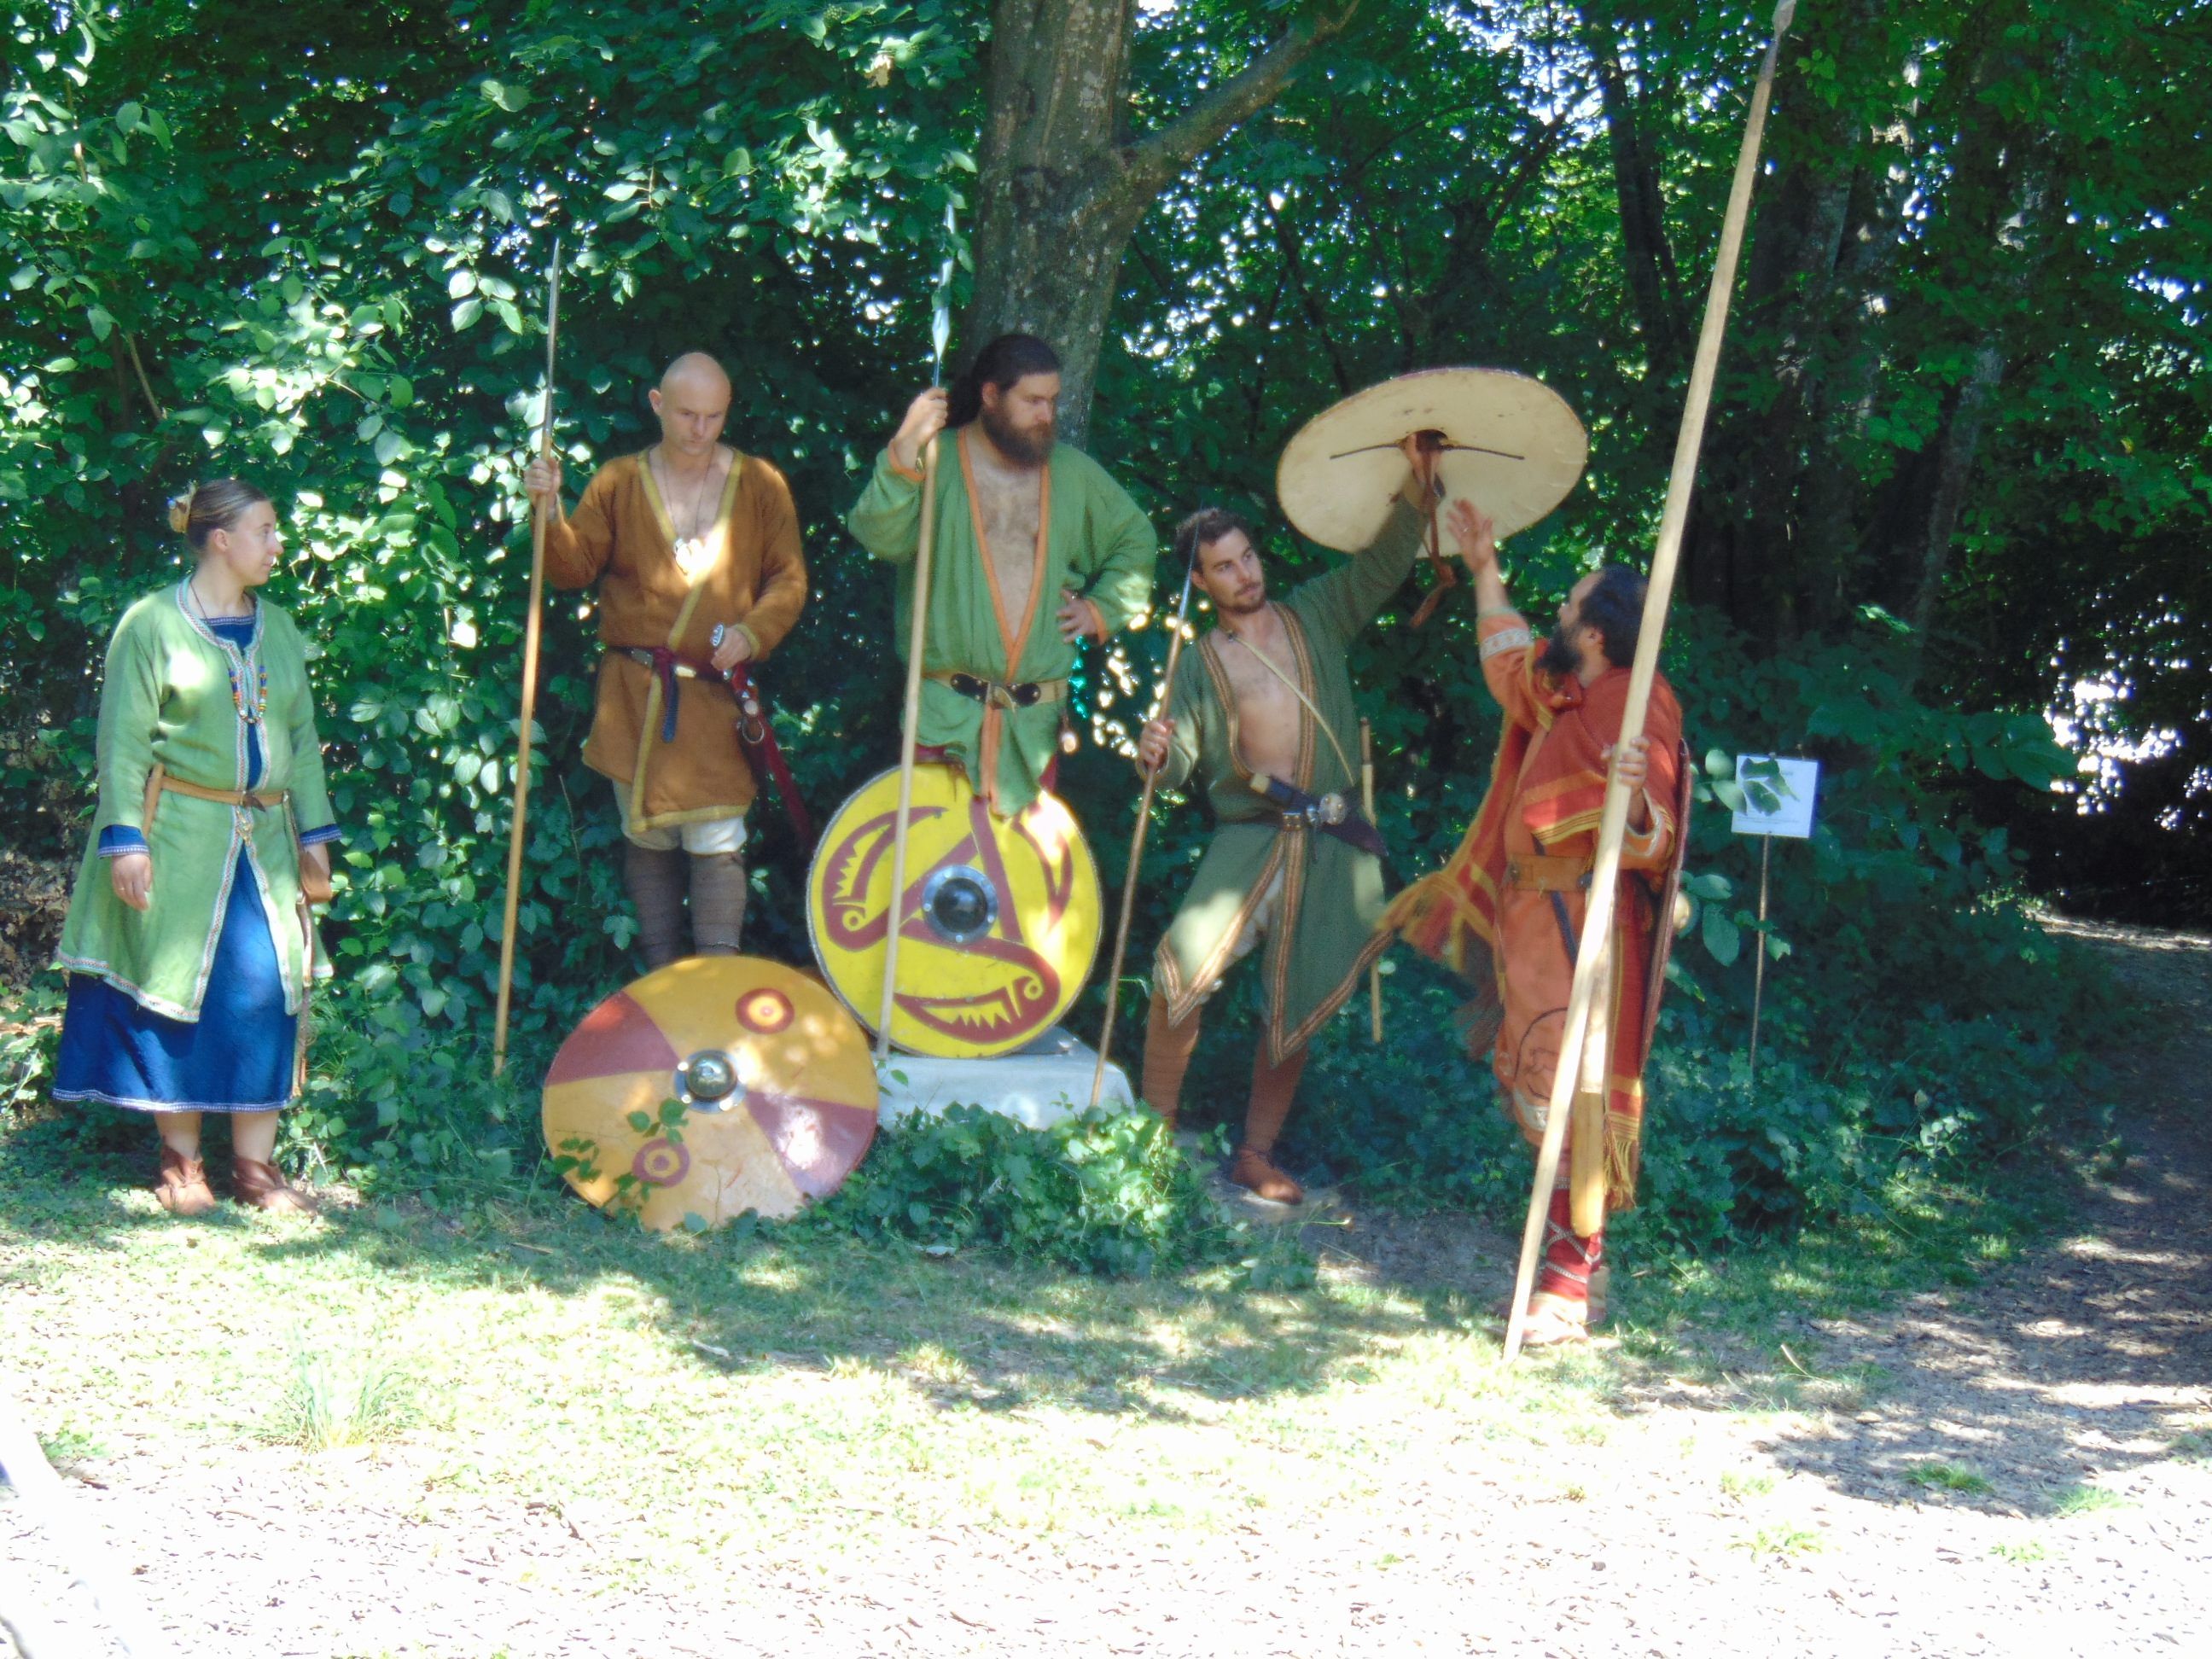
[{"xmin": 1276, "ymin": 367, "xmax": 1588, "ymax": 552}]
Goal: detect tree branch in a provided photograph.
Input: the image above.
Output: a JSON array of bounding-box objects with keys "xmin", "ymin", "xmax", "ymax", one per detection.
[{"xmin": 1119, "ymin": 3, "xmax": 1359, "ymax": 201}]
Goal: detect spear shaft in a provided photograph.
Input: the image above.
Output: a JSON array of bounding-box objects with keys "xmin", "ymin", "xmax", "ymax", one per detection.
[
  {"xmin": 1502, "ymin": 1, "xmax": 1796, "ymax": 1360},
  {"xmin": 1089, "ymin": 562, "xmax": 1197, "ymax": 1109},
  {"xmin": 492, "ymin": 238, "xmax": 560, "ymax": 1077}
]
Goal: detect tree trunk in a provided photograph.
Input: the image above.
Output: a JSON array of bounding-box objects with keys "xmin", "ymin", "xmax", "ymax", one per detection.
[
  {"xmin": 1587, "ymin": 19, "xmax": 1684, "ymax": 378},
  {"xmin": 963, "ymin": 0, "xmax": 1352, "ymax": 445}
]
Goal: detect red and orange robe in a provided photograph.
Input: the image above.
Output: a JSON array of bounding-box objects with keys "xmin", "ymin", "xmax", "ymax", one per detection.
[{"xmin": 1382, "ymin": 607, "xmax": 1686, "ymax": 1232}]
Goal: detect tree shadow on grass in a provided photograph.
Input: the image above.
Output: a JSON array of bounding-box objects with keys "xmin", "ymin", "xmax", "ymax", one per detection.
[{"xmin": 0, "ymin": 1126, "xmax": 1501, "ymax": 1423}]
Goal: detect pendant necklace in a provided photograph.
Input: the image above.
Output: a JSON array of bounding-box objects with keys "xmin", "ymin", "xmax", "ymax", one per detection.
[{"xmin": 655, "ymin": 446, "xmax": 719, "ymax": 579}]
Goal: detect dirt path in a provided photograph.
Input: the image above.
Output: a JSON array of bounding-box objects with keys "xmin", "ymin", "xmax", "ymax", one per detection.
[{"xmin": 3, "ymin": 922, "xmax": 2207, "ymax": 1657}]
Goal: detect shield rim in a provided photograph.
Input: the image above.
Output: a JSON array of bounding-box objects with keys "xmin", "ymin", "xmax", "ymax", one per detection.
[
  {"xmin": 1276, "ymin": 365, "xmax": 1589, "ymax": 553},
  {"xmin": 539, "ymin": 954, "xmax": 878, "ymax": 1230},
  {"xmin": 804, "ymin": 763, "xmax": 1103, "ymax": 1059}
]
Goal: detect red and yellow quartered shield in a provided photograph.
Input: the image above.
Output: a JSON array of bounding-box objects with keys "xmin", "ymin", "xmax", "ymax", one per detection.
[
  {"xmin": 806, "ymin": 764, "xmax": 1102, "ymax": 1058},
  {"xmin": 541, "ymin": 957, "xmax": 877, "ymax": 1231}
]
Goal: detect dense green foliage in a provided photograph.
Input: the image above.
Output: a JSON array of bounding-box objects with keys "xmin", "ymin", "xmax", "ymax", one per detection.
[
  {"xmin": 797, "ymin": 1103, "xmax": 1311, "ymax": 1284},
  {"xmin": 1, "ymin": 2, "xmax": 2194, "ymax": 1255}
]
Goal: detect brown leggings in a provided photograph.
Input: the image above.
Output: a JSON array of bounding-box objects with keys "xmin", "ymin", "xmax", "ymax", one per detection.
[{"xmin": 1138, "ymin": 988, "xmax": 1308, "ymax": 1153}]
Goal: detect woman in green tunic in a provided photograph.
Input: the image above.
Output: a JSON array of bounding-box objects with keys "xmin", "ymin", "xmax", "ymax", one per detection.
[{"xmin": 51, "ymin": 480, "xmax": 337, "ymax": 1215}]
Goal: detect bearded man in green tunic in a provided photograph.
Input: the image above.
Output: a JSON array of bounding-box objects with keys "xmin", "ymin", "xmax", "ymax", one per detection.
[
  {"xmin": 847, "ymin": 334, "xmax": 1157, "ymax": 816},
  {"xmin": 1134, "ymin": 446, "xmax": 1436, "ymax": 1203}
]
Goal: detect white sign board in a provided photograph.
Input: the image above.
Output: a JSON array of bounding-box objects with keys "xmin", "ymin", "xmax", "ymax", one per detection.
[{"xmin": 1732, "ymin": 755, "xmax": 1819, "ymax": 840}]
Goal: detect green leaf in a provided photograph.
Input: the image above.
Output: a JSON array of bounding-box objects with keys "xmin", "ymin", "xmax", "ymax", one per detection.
[
  {"xmin": 451, "ymin": 297, "xmax": 484, "ymax": 330},
  {"xmin": 1702, "ymin": 905, "xmax": 1741, "ymax": 967},
  {"xmin": 86, "ymin": 305, "xmax": 114, "ymax": 341},
  {"xmin": 626, "ymin": 1110, "xmax": 654, "ymax": 1133}
]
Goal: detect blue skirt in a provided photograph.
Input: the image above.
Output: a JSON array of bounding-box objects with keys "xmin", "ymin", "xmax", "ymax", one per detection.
[{"xmin": 54, "ymin": 850, "xmax": 299, "ymax": 1114}]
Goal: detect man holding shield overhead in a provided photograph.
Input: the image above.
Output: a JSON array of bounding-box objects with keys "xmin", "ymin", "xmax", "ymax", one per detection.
[
  {"xmin": 1382, "ymin": 504, "xmax": 1688, "ymax": 1346},
  {"xmin": 847, "ymin": 334, "xmax": 1157, "ymax": 816},
  {"xmin": 1132, "ymin": 445, "xmax": 1435, "ymax": 1205},
  {"xmin": 523, "ymin": 352, "xmax": 808, "ymax": 967}
]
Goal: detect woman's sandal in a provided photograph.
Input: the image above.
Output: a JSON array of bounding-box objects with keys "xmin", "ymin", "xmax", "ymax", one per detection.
[{"xmin": 231, "ymin": 1157, "xmax": 318, "ymax": 1215}]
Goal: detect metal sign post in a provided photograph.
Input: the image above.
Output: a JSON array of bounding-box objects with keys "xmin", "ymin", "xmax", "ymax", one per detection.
[{"xmin": 1731, "ymin": 754, "xmax": 1819, "ymax": 1086}]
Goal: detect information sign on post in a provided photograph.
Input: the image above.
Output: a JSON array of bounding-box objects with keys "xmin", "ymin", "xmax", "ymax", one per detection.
[{"xmin": 1732, "ymin": 755, "xmax": 1819, "ymax": 1083}]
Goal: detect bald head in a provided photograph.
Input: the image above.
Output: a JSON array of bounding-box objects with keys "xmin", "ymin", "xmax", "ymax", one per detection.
[{"xmin": 649, "ymin": 353, "xmax": 732, "ymax": 460}]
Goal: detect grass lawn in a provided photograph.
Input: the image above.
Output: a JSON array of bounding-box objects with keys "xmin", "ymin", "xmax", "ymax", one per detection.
[{"xmin": 0, "ymin": 1103, "xmax": 2075, "ymax": 1603}]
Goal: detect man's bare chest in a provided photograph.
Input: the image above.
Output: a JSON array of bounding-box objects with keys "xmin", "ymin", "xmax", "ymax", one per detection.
[
  {"xmin": 969, "ymin": 467, "xmax": 1043, "ymax": 572},
  {"xmin": 1219, "ymin": 632, "xmax": 1303, "ymax": 729}
]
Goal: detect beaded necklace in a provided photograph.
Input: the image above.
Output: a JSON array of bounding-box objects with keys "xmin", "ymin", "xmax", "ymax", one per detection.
[{"xmin": 187, "ymin": 578, "xmax": 268, "ymax": 725}]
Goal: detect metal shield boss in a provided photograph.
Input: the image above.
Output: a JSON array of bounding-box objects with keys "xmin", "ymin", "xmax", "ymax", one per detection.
[
  {"xmin": 806, "ymin": 764, "xmax": 1103, "ymax": 1058},
  {"xmin": 541, "ymin": 957, "xmax": 878, "ymax": 1231}
]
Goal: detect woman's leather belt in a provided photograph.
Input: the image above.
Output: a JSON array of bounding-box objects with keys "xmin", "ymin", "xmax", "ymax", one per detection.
[
  {"xmin": 925, "ymin": 671, "xmax": 1067, "ymax": 710},
  {"xmin": 142, "ymin": 765, "xmax": 289, "ymax": 820}
]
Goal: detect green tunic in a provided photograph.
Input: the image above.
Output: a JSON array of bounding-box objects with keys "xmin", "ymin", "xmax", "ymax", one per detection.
[
  {"xmin": 1152, "ymin": 497, "xmax": 1426, "ymax": 1063},
  {"xmin": 54, "ymin": 585, "xmax": 335, "ymax": 1021},
  {"xmin": 847, "ymin": 428, "xmax": 1157, "ymax": 816}
]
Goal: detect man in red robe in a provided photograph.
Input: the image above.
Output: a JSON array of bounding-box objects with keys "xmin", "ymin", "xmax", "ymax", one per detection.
[{"xmin": 1384, "ymin": 500, "xmax": 1688, "ymax": 1346}]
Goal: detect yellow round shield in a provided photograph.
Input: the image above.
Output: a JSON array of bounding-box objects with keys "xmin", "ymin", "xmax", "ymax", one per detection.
[
  {"xmin": 541, "ymin": 957, "xmax": 878, "ymax": 1231},
  {"xmin": 806, "ymin": 764, "xmax": 1102, "ymax": 1058}
]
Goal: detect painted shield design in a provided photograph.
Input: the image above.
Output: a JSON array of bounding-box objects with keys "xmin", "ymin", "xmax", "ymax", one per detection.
[
  {"xmin": 805, "ymin": 764, "xmax": 1103, "ymax": 1058},
  {"xmin": 541, "ymin": 957, "xmax": 878, "ymax": 1231}
]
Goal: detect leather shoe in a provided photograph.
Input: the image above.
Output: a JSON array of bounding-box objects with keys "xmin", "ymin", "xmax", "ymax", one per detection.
[
  {"xmin": 232, "ymin": 1157, "xmax": 318, "ymax": 1215},
  {"xmin": 1228, "ymin": 1147, "xmax": 1303, "ymax": 1205},
  {"xmin": 154, "ymin": 1147, "xmax": 217, "ymax": 1217}
]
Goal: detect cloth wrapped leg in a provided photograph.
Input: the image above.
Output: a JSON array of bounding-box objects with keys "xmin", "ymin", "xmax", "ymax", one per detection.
[
  {"xmin": 688, "ymin": 851, "xmax": 748, "ymax": 956},
  {"xmin": 623, "ymin": 842, "xmax": 690, "ymax": 969}
]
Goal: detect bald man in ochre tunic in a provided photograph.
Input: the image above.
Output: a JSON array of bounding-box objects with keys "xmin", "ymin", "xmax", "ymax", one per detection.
[{"xmin": 525, "ymin": 353, "xmax": 809, "ymax": 966}]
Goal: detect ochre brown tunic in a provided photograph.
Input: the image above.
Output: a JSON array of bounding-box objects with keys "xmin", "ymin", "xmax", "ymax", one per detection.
[{"xmin": 544, "ymin": 451, "xmax": 807, "ymax": 833}]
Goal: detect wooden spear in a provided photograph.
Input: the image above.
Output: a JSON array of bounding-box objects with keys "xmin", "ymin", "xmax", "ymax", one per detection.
[
  {"xmin": 1362, "ymin": 717, "xmax": 1382, "ymax": 1044},
  {"xmin": 1502, "ymin": 0, "xmax": 1796, "ymax": 1362},
  {"xmin": 876, "ymin": 210, "xmax": 959, "ymax": 1062},
  {"xmin": 1089, "ymin": 558, "xmax": 1198, "ymax": 1108},
  {"xmin": 492, "ymin": 237, "xmax": 560, "ymax": 1078},
  {"xmin": 876, "ymin": 434, "xmax": 939, "ymax": 1062}
]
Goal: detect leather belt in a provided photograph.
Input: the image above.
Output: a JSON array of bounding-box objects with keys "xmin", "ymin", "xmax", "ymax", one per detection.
[
  {"xmin": 1506, "ymin": 853, "xmax": 1592, "ymax": 893},
  {"xmin": 620, "ymin": 645, "xmax": 813, "ymax": 848},
  {"xmin": 926, "ymin": 671, "xmax": 1067, "ymax": 711},
  {"xmin": 143, "ymin": 767, "xmax": 290, "ymax": 815},
  {"xmin": 1248, "ymin": 773, "xmax": 1388, "ymax": 860}
]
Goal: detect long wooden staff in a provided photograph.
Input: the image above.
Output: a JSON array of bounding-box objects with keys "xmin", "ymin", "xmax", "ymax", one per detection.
[
  {"xmin": 876, "ymin": 435, "xmax": 939, "ymax": 1062},
  {"xmin": 1503, "ymin": 0, "xmax": 1796, "ymax": 1362},
  {"xmin": 1089, "ymin": 560, "xmax": 1198, "ymax": 1108},
  {"xmin": 492, "ymin": 237, "xmax": 560, "ymax": 1078},
  {"xmin": 876, "ymin": 209, "xmax": 959, "ymax": 1062},
  {"xmin": 1362, "ymin": 717, "xmax": 1382, "ymax": 1044}
]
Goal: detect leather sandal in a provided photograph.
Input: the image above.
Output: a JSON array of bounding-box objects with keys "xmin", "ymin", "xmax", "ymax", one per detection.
[
  {"xmin": 1516, "ymin": 1289, "xmax": 1592, "ymax": 1348},
  {"xmin": 231, "ymin": 1157, "xmax": 318, "ymax": 1215},
  {"xmin": 154, "ymin": 1147, "xmax": 217, "ymax": 1217},
  {"xmin": 1227, "ymin": 1147, "xmax": 1304, "ymax": 1206}
]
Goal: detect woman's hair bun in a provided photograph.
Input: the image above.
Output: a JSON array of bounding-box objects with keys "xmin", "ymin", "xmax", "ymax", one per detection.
[{"xmin": 166, "ymin": 489, "xmax": 195, "ymax": 537}]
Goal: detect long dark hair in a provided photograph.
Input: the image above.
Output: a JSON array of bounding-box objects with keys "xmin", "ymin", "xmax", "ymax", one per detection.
[
  {"xmin": 1580, "ymin": 564, "xmax": 1649, "ymax": 667},
  {"xmin": 946, "ymin": 332, "xmax": 1061, "ymax": 427},
  {"xmin": 166, "ymin": 478, "xmax": 272, "ymax": 550}
]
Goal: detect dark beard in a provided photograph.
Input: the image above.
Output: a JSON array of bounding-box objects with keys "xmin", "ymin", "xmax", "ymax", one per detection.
[
  {"xmin": 1537, "ymin": 621, "xmax": 1580, "ymax": 678},
  {"xmin": 1216, "ymin": 587, "xmax": 1266, "ymax": 617},
  {"xmin": 979, "ymin": 405, "xmax": 1055, "ymax": 467}
]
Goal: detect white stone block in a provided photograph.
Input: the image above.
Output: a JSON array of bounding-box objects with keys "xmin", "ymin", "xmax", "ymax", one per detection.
[{"xmin": 874, "ymin": 1027, "xmax": 1134, "ymax": 1131}]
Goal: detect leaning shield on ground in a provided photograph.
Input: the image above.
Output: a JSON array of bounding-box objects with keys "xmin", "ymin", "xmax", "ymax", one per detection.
[
  {"xmin": 541, "ymin": 957, "xmax": 878, "ymax": 1231},
  {"xmin": 806, "ymin": 763, "xmax": 1103, "ymax": 1059}
]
